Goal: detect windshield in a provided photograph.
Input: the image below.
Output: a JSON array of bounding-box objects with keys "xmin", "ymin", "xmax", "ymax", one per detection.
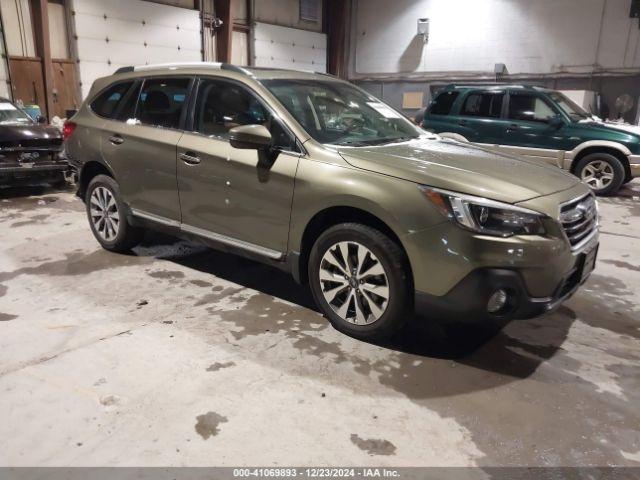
[
  {"xmin": 262, "ymin": 80, "xmax": 421, "ymax": 146},
  {"xmin": 0, "ymin": 101, "xmax": 33, "ymax": 125},
  {"xmin": 548, "ymin": 92, "xmax": 590, "ymax": 121}
]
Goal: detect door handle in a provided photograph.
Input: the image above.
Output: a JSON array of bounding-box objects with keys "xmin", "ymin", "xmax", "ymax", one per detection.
[
  {"xmin": 109, "ymin": 135, "xmax": 124, "ymax": 145},
  {"xmin": 458, "ymin": 119, "xmax": 468, "ymax": 126},
  {"xmin": 180, "ymin": 152, "xmax": 201, "ymax": 165},
  {"xmin": 506, "ymin": 124, "xmax": 519, "ymax": 132}
]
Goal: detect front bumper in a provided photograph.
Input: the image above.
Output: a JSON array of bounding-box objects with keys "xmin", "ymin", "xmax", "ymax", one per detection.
[{"xmin": 415, "ymin": 242, "xmax": 598, "ymax": 322}]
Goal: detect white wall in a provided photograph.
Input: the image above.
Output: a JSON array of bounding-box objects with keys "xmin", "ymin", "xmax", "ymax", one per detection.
[
  {"xmin": 253, "ymin": 22, "xmax": 326, "ymax": 71},
  {"xmin": 351, "ymin": 0, "xmax": 640, "ymax": 78},
  {"xmin": 72, "ymin": 0, "xmax": 201, "ymax": 99}
]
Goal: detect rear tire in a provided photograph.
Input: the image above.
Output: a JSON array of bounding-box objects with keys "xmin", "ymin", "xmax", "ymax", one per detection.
[
  {"xmin": 574, "ymin": 152, "xmax": 625, "ymax": 196},
  {"xmin": 308, "ymin": 223, "xmax": 412, "ymax": 340},
  {"xmin": 85, "ymin": 174, "xmax": 143, "ymax": 252}
]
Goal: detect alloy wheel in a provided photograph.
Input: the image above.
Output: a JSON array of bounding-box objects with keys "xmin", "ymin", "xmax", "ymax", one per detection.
[
  {"xmin": 581, "ymin": 160, "xmax": 614, "ymax": 191},
  {"xmin": 319, "ymin": 241, "xmax": 389, "ymax": 325},
  {"xmin": 90, "ymin": 186, "xmax": 120, "ymax": 241}
]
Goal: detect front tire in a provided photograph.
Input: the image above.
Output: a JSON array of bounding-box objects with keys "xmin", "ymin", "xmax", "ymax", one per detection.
[
  {"xmin": 86, "ymin": 174, "xmax": 143, "ymax": 252},
  {"xmin": 575, "ymin": 153, "xmax": 625, "ymax": 196},
  {"xmin": 308, "ymin": 223, "xmax": 412, "ymax": 340}
]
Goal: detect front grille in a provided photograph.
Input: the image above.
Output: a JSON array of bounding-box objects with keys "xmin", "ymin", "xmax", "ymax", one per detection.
[{"xmin": 560, "ymin": 194, "xmax": 598, "ymax": 249}]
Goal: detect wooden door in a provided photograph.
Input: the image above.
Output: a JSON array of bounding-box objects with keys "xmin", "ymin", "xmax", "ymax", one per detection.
[
  {"xmin": 8, "ymin": 57, "xmax": 47, "ymax": 115},
  {"xmin": 51, "ymin": 59, "xmax": 79, "ymax": 118}
]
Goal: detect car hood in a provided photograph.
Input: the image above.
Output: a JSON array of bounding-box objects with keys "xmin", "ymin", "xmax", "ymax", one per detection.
[
  {"xmin": 337, "ymin": 136, "xmax": 580, "ymax": 204},
  {"xmin": 577, "ymin": 118, "xmax": 640, "ymax": 141},
  {"xmin": 0, "ymin": 123, "xmax": 61, "ymax": 144}
]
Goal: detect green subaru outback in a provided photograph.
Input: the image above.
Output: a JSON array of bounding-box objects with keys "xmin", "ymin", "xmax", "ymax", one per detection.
[
  {"xmin": 64, "ymin": 65, "xmax": 597, "ymax": 340},
  {"xmin": 422, "ymin": 84, "xmax": 640, "ymax": 195}
]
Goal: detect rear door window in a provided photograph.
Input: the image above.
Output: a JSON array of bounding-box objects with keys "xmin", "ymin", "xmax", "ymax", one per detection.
[
  {"xmin": 91, "ymin": 82, "xmax": 133, "ymax": 119},
  {"xmin": 429, "ymin": 91, "xmax": 459, "ymax": 115},
  {"xmin": 136, "ymin": 78, "xmax": 191, "ymax": 129},
  {"xmin": 461, "ymin": 92, "xmax": 504, "ymax": 118},
  {"xmin": 508, "ymin": 94, "xmax": 555, "ymax": 123}
]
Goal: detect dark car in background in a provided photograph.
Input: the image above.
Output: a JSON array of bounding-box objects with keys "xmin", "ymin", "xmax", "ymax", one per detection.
[
  {"xmin": 422, "ymin": 85, "xmax": 640, "ymax": 195},
  {"xmin": 0, "ymin": 97, "xmax": 68, "ymax": 187}
]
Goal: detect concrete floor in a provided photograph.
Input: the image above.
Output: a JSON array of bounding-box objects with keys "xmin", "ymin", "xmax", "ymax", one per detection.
[{"xmin": 0, "ymin": 181, "xmax": 639, "ymax": 468}]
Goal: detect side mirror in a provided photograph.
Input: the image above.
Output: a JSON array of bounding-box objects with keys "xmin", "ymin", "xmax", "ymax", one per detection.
[
  {"xmin": 549, "ymin": 115, "xmax": 564, "ymax": 128},
  {"xmin": 36, "ymin": 115, "xmax": 47, "ymax": 124},
  {"xmin": 229, "ymin": 124, "xmax": 272, "ymax": 150}
]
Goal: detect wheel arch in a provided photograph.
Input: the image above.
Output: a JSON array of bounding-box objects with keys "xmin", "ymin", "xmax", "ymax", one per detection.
[
  {"xmin": 569, "ymin": 142, "xmax": 631, "ymax": 179},
  {"xmin": 78, "ymin": 161, "xmax": 116, "ymax": 200},
  {"xmin": 294, "ymin": 205, "xmax": 412, "ymax": 286}
]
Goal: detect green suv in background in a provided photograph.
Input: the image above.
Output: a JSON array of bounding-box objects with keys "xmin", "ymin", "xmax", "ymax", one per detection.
[
  {"xmin": 422, "ymin": 84, "xmax": 640, "ymax": 195},
  {"xmin": 64, "ymin": 64, "xmax": 597, "ymax": 340}
]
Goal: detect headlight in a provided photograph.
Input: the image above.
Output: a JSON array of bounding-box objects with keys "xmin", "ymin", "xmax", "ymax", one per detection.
[{"xmin": 420, "ymin": 186, "xmax": 546, "ymax": 237}]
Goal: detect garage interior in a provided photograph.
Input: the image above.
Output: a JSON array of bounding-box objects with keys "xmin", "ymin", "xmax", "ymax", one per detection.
[{"xmin": 0, "ymin": 0, "xmax": 639, "ymax": 475}]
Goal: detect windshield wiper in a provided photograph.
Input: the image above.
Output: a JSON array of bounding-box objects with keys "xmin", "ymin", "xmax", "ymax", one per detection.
[{"xmin": 332, "ymin": 136, "xmax": 417, "ymax": 147}]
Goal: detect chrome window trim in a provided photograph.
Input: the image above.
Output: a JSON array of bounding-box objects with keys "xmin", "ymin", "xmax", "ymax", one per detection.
[{"xmin": 130, "ymin": 208, "xmax": 283, "ymax": 260}]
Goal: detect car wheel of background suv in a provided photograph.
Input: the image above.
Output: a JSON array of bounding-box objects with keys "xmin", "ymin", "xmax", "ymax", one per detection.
[
  {"xmin": 575, "ymin": 152, "xmax": 625, "ymax": 196},
  {"xmin": 308, "ymin": 223, "xmax": 412, "ymax": 340},
  {"xmin": 86, "ymin": 174, "xmax": 144, "ymax": 252}
]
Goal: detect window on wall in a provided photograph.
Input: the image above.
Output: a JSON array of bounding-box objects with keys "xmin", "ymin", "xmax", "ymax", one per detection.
[
  {"xmin": 508, "ymin": 94, "xmax": 556, "ymax": 123},
  {"xmin": 300, "ymin": 0, "xmax": 319, "ymax": 22},
  {"xmin": 90, "ymin": 82, "xmax": 134, "ymax": 119},
  {"xmin": 0, "ymin": 0, "xmax": 36, "ymax": 56},
  {"xmin": 137, "ymin": 78, "xmax": 190, "ymax": 129},
  {"xmin": 231, "ymin": 30, "xmax": 249, "ymax": 66},
  {"xmin": 461, "ymin": 92, "xmax": 504, "ymax": 118},
  {"xmin": 194, "ymin": 79, "xmax": 298, "ymax": 152},
  {"xmin": 48, "ymin": 0, "xmax": 70, "ymax": 59}
]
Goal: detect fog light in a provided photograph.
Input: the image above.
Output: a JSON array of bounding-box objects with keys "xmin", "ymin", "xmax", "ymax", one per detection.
[{"xmin": 487, "ymin": 289, "xmax": 508, "ymax": 313}]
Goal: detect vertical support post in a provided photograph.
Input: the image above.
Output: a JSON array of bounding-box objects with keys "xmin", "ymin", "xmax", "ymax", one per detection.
[
  {"xmin": 325, "ymin": 0, "xmax": 350, "ymax": 78},
  {"xmin": 32, "ymin": 0, "xmax": 54, "ymax": 118},
  {"xmin": 214, "ymin": 0, "xmax": 232, "ymax": 63},
  {"xmin": 246, "ymin": 0, "xmax": 253, "ymax": 66},
  {"xmin": 0, "ymin": 6, "xmax": 14, "ymax": 100}
]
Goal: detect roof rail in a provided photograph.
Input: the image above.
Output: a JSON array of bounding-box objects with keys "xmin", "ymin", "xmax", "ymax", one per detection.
[
  {"xmin": 114, "ymin": 62, "xmax": 253, "ymax": 75},
  {"xmin": 114, "ymin": 66, "xmax": 134, "ymax": 74}
]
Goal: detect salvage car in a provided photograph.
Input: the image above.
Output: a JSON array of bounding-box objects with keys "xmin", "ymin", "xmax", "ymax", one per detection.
[
  {"xmin": 64, "ymin": 64, "xmax": 598, "ymax": 339},
  {"xmin": 0, "ymin": 97, "xmax": 68, "ymax": 187},
  {"xmin": 421, "ymin": 84, "xmax": 640, "ymax": 195}
]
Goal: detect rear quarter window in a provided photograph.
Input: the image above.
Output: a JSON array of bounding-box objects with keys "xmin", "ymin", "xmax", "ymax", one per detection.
[
  {"xmin": 90, "ymin": 82, "xmax": 134, "ymax": 119},
  {"xmin": 429, "ymin": 91, "xmax": 459, "ymax": 115}
]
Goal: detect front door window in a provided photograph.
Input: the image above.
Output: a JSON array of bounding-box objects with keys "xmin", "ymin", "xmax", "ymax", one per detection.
[
  {"xmin": 193, "ymin": 79, "xmax": 298, "ymax": 152},
  {"xmin": 508, "ymin": 94, "xmax": 555, "ymax": 123}
]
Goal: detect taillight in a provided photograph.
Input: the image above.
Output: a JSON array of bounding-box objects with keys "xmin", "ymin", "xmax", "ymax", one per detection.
[{"xmin": 62, "ymin": 121, "xmax": 77, "ymax": 141}]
